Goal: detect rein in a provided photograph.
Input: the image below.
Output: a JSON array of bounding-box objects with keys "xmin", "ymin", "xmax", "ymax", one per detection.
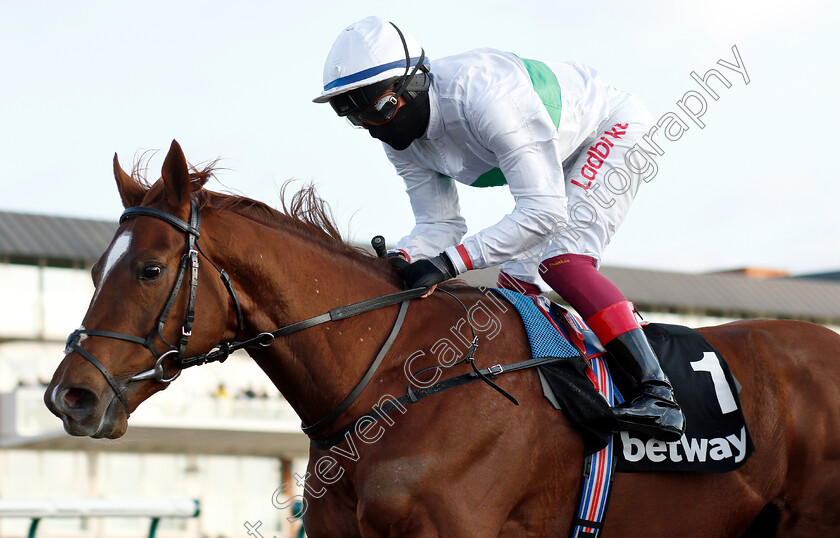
[
  {"xmin": 183, "ymin": 285, "xmax": 430, "ymax": 437},
  {"xmin": 64, "ymin": 200, "xmax": 430, "ymax": 431},
  {"xmin": 177, "ymin": 287, "xmax": 428, "ymax": 369},
  {"xmin": 67, "ymin": 200, "xmax": 514, "ymax": 438}
]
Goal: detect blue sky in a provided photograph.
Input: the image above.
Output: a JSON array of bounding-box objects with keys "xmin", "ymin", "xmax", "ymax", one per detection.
[{"xmin": 1, "ymin": 1, "xmax": 837, "ymax": 274}]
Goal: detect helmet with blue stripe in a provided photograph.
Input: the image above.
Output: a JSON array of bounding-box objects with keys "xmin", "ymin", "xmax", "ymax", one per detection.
[{"xmin": 313, "ymin": 16, "xmax": 430, "ymax": 118}]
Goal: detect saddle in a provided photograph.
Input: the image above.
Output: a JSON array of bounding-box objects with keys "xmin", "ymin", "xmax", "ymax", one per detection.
[{"xmin": 495, "ymin": 289, "xmax": 755, "ymax": 473}]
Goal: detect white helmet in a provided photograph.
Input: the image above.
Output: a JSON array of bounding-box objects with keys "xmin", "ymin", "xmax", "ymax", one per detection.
[{"xmin": 313, "ymin": 16, "xmax": 429, "ymax": 106}]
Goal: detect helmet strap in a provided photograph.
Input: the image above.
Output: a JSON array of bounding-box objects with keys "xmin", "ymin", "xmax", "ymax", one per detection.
[{"xmin": 389, "ymin": 22, "xmax": 428, "ymax": 102}]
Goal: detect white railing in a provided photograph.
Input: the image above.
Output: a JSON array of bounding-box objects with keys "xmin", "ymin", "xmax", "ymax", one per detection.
[{"xmin": 0, "ymin": 498, "xmax": 199, "ymax": 538}]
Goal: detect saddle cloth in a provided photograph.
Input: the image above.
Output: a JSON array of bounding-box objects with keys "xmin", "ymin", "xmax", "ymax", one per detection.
[{"xmin": 493, "ymin": 289, "xmax": 754, "ymax": 473}]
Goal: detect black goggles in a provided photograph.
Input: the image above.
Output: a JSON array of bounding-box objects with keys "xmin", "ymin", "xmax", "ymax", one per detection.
[
  {"xmin": 328, "ymin": 77, "xmax": 399, "ymax": 119},
  {"xmin": 346, "ymin": 91, "xmax": 401, "ymax": 127},
  {"xmin": 329, "ymin": 22, "xmax": 429, "ymax": 128},
  {"xmin": 333, "ymin": 69, "xmax": 428, "ymax": 128}
]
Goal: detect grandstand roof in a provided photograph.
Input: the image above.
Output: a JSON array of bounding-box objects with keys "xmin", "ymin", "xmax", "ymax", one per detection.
[
  {"xmin": 795, "ymin": 271, "xmax": 840, "ymax": 282},
  {"xmin": 458, "ymin": 266, "xmax": 840, "ymax": 325},
  {"xmin": 0, "ymin": 211, "xmax": 116, "ymax": 267},
  {"xmin": 601, "ymin": 266, "xmax": 840, "ymax": 323}
]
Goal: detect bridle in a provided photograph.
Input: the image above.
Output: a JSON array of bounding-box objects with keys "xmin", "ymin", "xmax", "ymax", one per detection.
[
  {"xmin": 65, "ymin": 200, "xmax": 244, "ymax": 417},
  {"xmin": 64, "ymin": 200, "xmax": 517, "ymax": 441},
  {"xmin": 64, "ymin": 199, "xmax": 430, "ymax": 432}
]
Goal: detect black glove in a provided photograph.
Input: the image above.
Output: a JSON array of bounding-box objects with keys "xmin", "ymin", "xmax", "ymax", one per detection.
[
  {"xmin": 391, "ymin": 253, "xmax": 457, "ymax": 289},
  {"xmin": 387, "ymin": 252, "xmax": 410, "ymax": 271}
]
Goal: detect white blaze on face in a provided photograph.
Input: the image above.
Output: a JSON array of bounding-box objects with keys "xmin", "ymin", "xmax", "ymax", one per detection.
[
  {"xmin": 91, "ymin": 231, "xmax": 132, "ymax": 304},
  {"xmin": 64, "ymin": 324, "xmax": 86, "ymax": 355}
]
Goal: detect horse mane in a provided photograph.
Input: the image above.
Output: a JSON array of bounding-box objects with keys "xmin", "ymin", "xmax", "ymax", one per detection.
[
  {"xmin": 198, "ymin": 183, "xmax": 372, "ymax": 264},
  {"xmin": 133, "ymin": 158, "xmax": 471, "ymax": 291},
  {"xmin": 132, "ymin": 160, "xmax": 379, "ymax": 269}
]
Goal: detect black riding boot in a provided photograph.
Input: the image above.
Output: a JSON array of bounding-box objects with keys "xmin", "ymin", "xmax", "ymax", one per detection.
[{"xmin": 607, "ymin": 328, "xmax": 686, "ymax": 442}]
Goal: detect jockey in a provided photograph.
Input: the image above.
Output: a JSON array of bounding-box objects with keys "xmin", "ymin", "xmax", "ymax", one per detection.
[{"xmin": 314, "ymin": 16, "xmax": 685, "ymax": 442}]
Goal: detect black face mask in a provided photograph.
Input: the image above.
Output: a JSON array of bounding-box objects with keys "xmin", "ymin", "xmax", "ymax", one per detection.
[{"xmin": 367, "ymin": 91, "xmax": 430, "ymax": 151}]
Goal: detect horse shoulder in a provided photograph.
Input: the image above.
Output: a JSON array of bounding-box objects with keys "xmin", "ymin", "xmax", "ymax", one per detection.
[{"xmin": 346, "ymin": 290, "xmax": 583, "ymax": 535}]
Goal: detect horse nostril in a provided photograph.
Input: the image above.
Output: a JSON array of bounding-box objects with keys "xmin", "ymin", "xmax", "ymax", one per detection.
[{"xmin": 62, "ymin": 387, "xmax": 97, "ymax": 412}]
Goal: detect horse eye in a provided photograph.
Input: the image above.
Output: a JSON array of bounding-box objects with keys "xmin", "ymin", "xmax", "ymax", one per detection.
[{"xmin": 140, "ymin": 264, "xmax": 163, "ymax": 280}]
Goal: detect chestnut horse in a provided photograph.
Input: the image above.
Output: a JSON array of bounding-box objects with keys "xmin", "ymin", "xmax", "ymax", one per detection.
[{"xmin": 46, "ymin": 141, "xmax": 840, "ymax": 537}]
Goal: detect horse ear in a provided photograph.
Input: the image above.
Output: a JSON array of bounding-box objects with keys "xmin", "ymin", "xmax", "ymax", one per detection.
[
  {"xmin": 161, "ymin": 139, "xmax": 191, "ymax": 210},
  {"xmin": 113, "ymin": 154, "xmax": 146, "ymax": 208}
]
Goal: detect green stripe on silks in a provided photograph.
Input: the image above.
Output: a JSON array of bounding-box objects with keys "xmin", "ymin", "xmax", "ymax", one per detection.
[
  {"xmin": 471, "ymin": 167, "xmax": 508, "ymax": 188},
  {"xmin": 519, "ymin": 56, "xmax": 562, "ymax": 129},
  {"xmin": 469, "ymin": 56, "xmax": 562, "ymax": 188}
]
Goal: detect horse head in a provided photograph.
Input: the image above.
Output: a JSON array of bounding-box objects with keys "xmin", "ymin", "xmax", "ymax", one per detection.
[
  {"xmin": 45, "ymin": 140, "xmax": 239, "ymax": 438},
  {"xmin": 46, "ymin": 139, "xmax": 409, "ymax": 441}
]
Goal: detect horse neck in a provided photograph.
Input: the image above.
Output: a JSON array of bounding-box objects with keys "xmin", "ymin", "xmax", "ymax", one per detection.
[{"xmin": 207, "ymin": 212, "xmax": 403, "ymax": 425}]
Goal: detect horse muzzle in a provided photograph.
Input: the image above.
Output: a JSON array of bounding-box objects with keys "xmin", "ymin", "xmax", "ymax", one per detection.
[{"xmin": 46, "ymin": 381, "xmax": 127, "ymax": 438}]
